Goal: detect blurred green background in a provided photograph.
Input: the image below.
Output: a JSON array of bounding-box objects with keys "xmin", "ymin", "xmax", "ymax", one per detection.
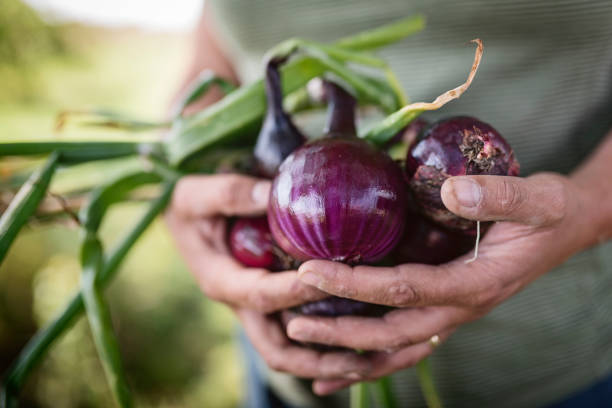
[{"xmin": 0, "ymin": 0, "xmax": 243, "ymax": 406}]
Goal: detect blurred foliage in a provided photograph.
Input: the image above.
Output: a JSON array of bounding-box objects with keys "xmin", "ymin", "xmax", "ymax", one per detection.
[
  {"xmin": 0, "ymin": 0, "xmax": 67, "ymax": 103},
  {"xmin": 0, "ymin": 2, "xmax": 243, "ymax": 407}
]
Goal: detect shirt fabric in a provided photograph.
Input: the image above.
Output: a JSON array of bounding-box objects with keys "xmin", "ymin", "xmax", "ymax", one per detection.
[{"xmin": 207, "ymin": 1, "xmax": 612, "ymax": 407}]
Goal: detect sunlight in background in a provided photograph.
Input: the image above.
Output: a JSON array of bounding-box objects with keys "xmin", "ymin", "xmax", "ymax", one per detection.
[{"xmin": 23, "ymin": 0, "xmax": 203, "ymax": 31}]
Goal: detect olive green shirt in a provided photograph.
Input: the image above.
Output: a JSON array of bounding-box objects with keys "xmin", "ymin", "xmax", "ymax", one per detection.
[{"xmin": 208, "ymin": 0, "xmax": 612, "ymax": 406}]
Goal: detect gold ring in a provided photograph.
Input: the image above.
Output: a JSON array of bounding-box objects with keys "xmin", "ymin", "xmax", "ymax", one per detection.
[{"xmin": 429, "ymin": 334, "xmax": 441, "ymax": 348}]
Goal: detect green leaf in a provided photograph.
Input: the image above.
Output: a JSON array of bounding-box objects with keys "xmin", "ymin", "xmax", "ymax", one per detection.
[
  {"xmin": 336, "ymin": 15, "xmax": 425, "ymax": 50},
  {"xmin": 365, "ymin": 38, "xmax": 483, "ymax": 145},
  {"xmin": 265, "ymin": 40, "xmax": 399, "ymax": 112},
  {"xmin": 0, "ymin": 152, "xmax": 59, "ymax": 265},
  {"xmin": 171, "ymin": 69, "xmax": 237, "ymax": 118},
  {"xmin": 0, "ymin": 141, "xmax": 156, "ymax": 163},
  {"xmin": 78, "ymin": 169, "xmax": 172, "ymax": 406},
  {"xmin": 56, "ymin": 109, "xmax": 169, "ymax": 132},
  {"xmin": 165, "ymin": 56, "xmax": 326, "ymax": 166},
  {"xmin": 80, "ymin": 171, "xmax": 162, "ymax": 233},
  {"xmin": 416, "ymin": 358, "xmax": 443, "ymax": 408},
  {"xmin": 350, "ymin": 382, "xmax": 370, "ymax": 408},
  {"xmin": 363, "ymin": 108, "xmax": 424, "ymax": 145},
  {"xmin": 166, "ymin": 15, "xmax": 425, "ymax": 165},
  {"xmin": 0, "ymin": 182, "xmax": 175, "ymax": 406},
  {"xmin": 80, "ymin": 232, "xmax": 133, "ymax": 407},
  {"xmin": 370, "ymin": 376, "xmax": 398, "ymax": 408}
]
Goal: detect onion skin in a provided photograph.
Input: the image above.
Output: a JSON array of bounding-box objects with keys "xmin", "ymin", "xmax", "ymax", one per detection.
[
  {"xmin": 280, "ymin": 297, "xmax": 389, "ymax": 351},
  {"xmin": 254, "ymin": 58, "xmax": 306, "ymax": 178},
  {"xmin": 268, "ymin": 138, "xmax": 407, "ymax": 264},
  {"xmin": 406, "ymin": 116, "xmax": 519, "ymax": 230},
  {"xmin": 323, "ymin": 80, "xmax": 357, "ymax": 138},
  {"xmin": 229, "ymin": 216, "xmax": 280, "ymax": 269},
  {"xmin": 295, "ymin": 296, "xmax": 388, "ymax": 317}
]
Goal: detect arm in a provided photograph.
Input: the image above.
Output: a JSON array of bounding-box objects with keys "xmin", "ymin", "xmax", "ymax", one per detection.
[
  {"xmin": 571, "ymin": 131, "xmax": 612, "ymax": 246},
  {"xmin": 171, "ymin": 3, "xmax": 239, "ymax": 114},
  {"xmin": 285, "ymin": 129, "xmax": 612, "ymax": 394}
]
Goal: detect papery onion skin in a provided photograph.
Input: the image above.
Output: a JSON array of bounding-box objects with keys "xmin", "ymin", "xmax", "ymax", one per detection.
[
  {"xmin": 406, "ymin": 116, "xmax": 519, "ymax": 230},
  {"xmin": 268, "ymin": 138, "xmax": 407, "ymax": 264}
]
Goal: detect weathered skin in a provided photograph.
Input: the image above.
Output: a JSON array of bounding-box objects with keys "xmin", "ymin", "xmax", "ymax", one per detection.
[
  {"xmin": 406, "ymin": 116, "xmax": 519, "ymax": 230},
  {"xmin": 268, "ymin": 138, "xmax": 407, "ymax": 263}
]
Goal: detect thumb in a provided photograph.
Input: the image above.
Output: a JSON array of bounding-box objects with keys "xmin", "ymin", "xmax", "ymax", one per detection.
[
  {"xmin": 440, "ymin": 174, "xmax": 569, "ymax": 226},
  {"xmin": 171, "ymin": 174, "xmax": 271, "ymax": 218}
]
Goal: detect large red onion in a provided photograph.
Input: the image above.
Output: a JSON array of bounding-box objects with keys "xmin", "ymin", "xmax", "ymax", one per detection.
[
  {"xmin": 406, "ymin": 116, "xmax": 519, "ymax": 230},
  {"xmin": 268, "ymin": 137, "xmax": 407, "ymax": 263}
]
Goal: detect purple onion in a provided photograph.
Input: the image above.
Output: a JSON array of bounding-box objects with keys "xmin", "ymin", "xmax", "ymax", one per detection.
[
  {"xmin": 295, "ymin": 296, "xmax": 388, "ymax": 317},
  {"xmin": 268, "ymin": 137, "xmax": 407, "ymax": 264},
  {"xmin": 229, "ymin": 216, "xmax": 280, "ymax": 269},
  {"xmin": 391, "ymin": 211, "xmax": 475, "ymax": 265},
  {"xmin": 253, "ymin": 58, "xmax": 306, "ymax": 178},
  {"xmin": 406, "ymin": 116, "xmax": 519, "ymax": 230}
]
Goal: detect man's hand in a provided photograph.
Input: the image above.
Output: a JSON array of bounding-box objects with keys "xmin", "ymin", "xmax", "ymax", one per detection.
[
  {"xmin": 286, "ymin": 173, "xmax": 593, "ymax": 394},
  {"xmin": 166, "ymin": 174, "xmax": 372, "ymax": 381}
]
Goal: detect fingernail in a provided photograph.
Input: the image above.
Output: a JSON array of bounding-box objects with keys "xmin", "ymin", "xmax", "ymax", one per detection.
[
  {"xmin": 345, "ymin": 372, "xmax": 363, "ymax": 380},
  {"xmin": 251, "ymin": 181, "xmax": 271, "ymax": 206},
  {"xmin": 298, "ymin": 269, "xmax": 323, "ymax": 289},
  {"xmin": 450, "ymin": 178, "xmax": 481, "ymax": 208}
]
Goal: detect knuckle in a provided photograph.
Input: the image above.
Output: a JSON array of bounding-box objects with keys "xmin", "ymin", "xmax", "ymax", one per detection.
[
  {"xmin": 386, "ymin": 282, "xmax": 420, "ymax": 307},
  {"xmin": 387, "ymin": 332, "xmax": 412, "ymax": 350},
  {"xmin": 528, "ymin": 173, "xmax": 571, "ymax": 226},
  {"xmin": 494, "ymin": 178, "xmax": 524, "ymax": 215},
  {"xmin": 219, "ymin": 176, "xmax": 244, "ymax": 209},
  {"xmin": 248, "ymin": 290, "xmax": 273, "ymax": 313}
]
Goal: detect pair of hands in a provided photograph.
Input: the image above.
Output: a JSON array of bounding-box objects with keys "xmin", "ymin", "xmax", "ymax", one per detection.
[{"xmin": 166, "ymin": 171, "xmax": 590, "ymax": 395}]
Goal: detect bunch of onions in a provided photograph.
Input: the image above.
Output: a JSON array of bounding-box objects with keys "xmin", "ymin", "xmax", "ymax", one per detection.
[
  {"xmin": 231, "ymin": 58, "xmax": 403, "ymax": 318},
  {"xmin": 228, "ymin": 38, "xmax": 520, "ymax": 408}
]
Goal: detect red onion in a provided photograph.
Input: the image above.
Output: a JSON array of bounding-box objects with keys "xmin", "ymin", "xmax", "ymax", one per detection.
[
  {"xmin": 268, "ymin": 81, "xmax": 406, "ymax": 263},
  {"xmin": 253, "ymin": 58, "xmax": 306, "ymax": 178},
  {"xmin": 268, "ymin": 137, "xmax": 407, "ymax": 263},
  {"xmin": 406, "ymin": 116, "xmax": 519, "ymax": 230},
  {"xmin": 391, "ymin": 211, "xmax": 475, "ymax": 265},
  {"xmin": 294, "ymin": 297, "xmax": 388, "ymax": 317},
  {"xmin": 229, "ymin": 216, "xmax": 281, "ymax": 269},
  {"xmin": 229, "ymin": 59, "xmax": 304, "ymax": 270}
]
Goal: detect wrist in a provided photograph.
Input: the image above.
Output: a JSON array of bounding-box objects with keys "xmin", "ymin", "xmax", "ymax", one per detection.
[{"xmin": 566, "ymin": 174, "xmax": 611, "ymax": 252}]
